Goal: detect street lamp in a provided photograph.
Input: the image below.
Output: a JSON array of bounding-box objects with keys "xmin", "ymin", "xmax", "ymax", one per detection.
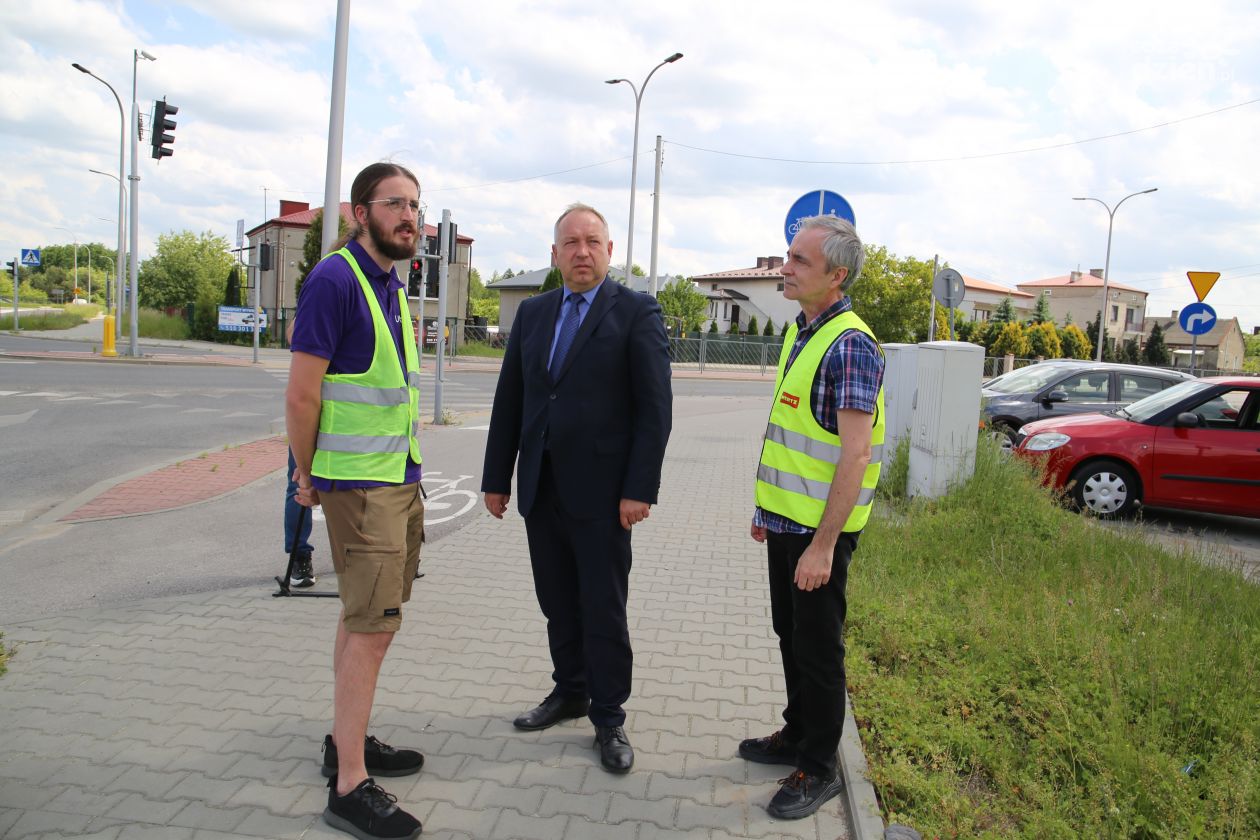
[
  {"xmin": 1073, "ymin": 188, "xmax": 1158, "ymax": 361},
  {"xmin": 127, "ymin": 48, "xmax": 157, "ymax": 357},
  {"xmin": 72, "ymin": 63, "xmax": 127, "ymax": 340},
  {"xmin": 606, "ymin": 52, "xmax": 682, "ymax": 294}
]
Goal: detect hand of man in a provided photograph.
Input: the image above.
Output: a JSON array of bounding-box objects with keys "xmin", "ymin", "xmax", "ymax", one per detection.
[
  {"xmin": 794, "ymin": 541, "xmax": 833, "ymax": 591},
  {"xmin": 619, "ymin": 499, "xmax": 650, "ymax": 530},
  {"xmin": 293, "ymin": 468, "xmax": 320, "ymax": 508},
  {"xmin": 484, "ymin": 492, "xmax": 510, "ymax": 519},
  {"xmin": 750, "ymin": 523, "xmax": 767, "ymax": 543}
]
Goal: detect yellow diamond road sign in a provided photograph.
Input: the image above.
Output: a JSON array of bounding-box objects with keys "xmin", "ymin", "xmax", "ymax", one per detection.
[{"xmin": 1187, "ymin": 271, "xmax": 1220, "ymax": 302}]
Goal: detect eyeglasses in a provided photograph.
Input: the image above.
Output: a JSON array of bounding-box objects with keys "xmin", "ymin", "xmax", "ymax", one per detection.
[{"xmin": 365, "ymin": 197, "xmax": 421, "ymax": 214}]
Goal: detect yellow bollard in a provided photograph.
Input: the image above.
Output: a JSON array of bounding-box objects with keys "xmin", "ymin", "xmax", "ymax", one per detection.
[{"xmin": 101, "ymin": 314, "xmax": 117, "ymax": 357}]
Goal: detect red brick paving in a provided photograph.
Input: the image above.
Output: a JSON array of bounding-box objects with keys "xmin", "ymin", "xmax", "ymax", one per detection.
[{"xmin": 60, "ymin": 436, "xmax": 289, "ymax": 522}]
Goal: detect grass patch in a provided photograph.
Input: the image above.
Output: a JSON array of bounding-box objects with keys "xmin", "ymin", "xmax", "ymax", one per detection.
[
  {"xmin": 1, "ymin": 311, "xmax": 88, "ymax": 330},
  {"xmin": 849, "ymin": 438, "xmax": 1260, "ymax": 838},
  {"xmin": 454, "ymin": 340, "xmax": 505, "ymax": 359},
  {"xmin": 62, "ymin": 303, "xmax": 103, "ymax": 318},
  {"xmin": 120, "ymin": 307, "xmax": 190, "ymax": 340},
  {"xmin": 0, "ymin": 633, "xmax": 7, "ymax": 677}
]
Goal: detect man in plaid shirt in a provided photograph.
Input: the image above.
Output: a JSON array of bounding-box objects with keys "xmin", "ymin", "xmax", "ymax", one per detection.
[{"xmin": 741, "ymin": 215, "xmax": 885, "ymax": 819}]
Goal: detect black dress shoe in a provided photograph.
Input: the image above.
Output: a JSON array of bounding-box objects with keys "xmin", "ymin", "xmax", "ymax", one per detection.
[
  {"xmin": 513, "ymin": 694, "xmax": 589, "ymax": 731},
  {"xmin": 594, "ymin": 725, "xmax": 634, "ymax": 774}
]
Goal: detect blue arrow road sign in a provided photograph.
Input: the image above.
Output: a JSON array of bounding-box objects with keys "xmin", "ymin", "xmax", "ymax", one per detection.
[
  {"xmin": 20, "ymin": 248, "xmax": 41, "ymax": 267},
  {"xmin": 785, "ymin": 190, "xmax": 855, "ymax": 245},
  {"xmin": 1179, "ymin": 302, "xmax": 1217, "ymax": 336}
]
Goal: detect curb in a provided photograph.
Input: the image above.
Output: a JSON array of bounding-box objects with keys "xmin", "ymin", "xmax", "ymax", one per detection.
[
  {"xmin": 841, "ymin": 691, "xmax": 887, "ymax": 840},
  {"xmin": 0, "ymin": 432, "xmax": 288, "ymax": 557}
]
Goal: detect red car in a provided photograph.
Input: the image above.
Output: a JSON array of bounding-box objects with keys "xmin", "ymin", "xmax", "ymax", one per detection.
[{"xmin": 1014, "ymin": 376, "xmax": 1260, "ymax": 518}]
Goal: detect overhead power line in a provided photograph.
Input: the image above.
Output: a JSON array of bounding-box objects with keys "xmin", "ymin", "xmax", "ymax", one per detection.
[{"xmin": 665, "ymin": 98, "xmax": 1260, "ymax": 166}]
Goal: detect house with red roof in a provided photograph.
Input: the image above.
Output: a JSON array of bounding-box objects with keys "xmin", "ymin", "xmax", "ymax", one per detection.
[
  {"xmin": 244, "ymin": 200, "xmax": 474, "ymax": 342},
  {"xmin": 957, "ymin": 275, "xmax": 1035, "ymax": 323},
  {"xmin": 1016, "ymin": 269, "xmax": 1148, "ymax": 353}
]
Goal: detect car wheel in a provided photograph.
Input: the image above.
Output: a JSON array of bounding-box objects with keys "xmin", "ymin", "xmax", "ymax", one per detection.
[
  {"xmin": 1069, "ymin": 459, "xmax": 1140, "ymax": 517},
  {"xmin": 989, "ymin": 423, "xmax": 1019, "ymax": 453}
]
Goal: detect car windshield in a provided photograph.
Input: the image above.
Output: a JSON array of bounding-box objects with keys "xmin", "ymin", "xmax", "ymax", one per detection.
[
  {"xmin": 984, "ymin": 364, "xmax": 1073, "ymax": 394},
  {"xmin": 1124, "ymin": 379, "xmax": 1210, "ymax": 422}
]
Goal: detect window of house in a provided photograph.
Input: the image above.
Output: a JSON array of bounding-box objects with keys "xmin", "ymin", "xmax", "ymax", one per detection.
[
  {"xmin": 1125, "ymin": 307, "xmax": 1136, "ymax": 328},
  {"xmin": 777, "ymin": 282, "xmax": 784, "ymax": 292},
  {"xmin": 711, "ymin": 283, "xmax": 718, "ymax": 291},
  {"xmin": 722, "ymin": 303, "xmax": 728, "ymax": 319},
  {"xmin": 1111, "ymin": 305, "xmax": 1119, "ymax": 322}
]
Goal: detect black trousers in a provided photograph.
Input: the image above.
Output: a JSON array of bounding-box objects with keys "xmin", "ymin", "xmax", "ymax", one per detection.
[
  {"xmin": 523, "ymin": 457, "xmax": 633, "ymax": 727},
  {"xmin": 766, "ymin": 529, "xmax": 858, "ymax": 777}
]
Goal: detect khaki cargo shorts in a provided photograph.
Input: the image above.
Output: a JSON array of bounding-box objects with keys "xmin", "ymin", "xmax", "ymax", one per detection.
[{"xmin": 320, "ymin": 482, "xmax": 424, "ymax": 633}]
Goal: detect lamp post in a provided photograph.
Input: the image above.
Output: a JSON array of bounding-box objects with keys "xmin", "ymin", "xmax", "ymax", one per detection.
[
  {"xmin": 72, "ymin": 64, "xmax": 127, "ymax": 343},
  {"xmin": 125, "ymin": 49, "xmax": 157, "ymax": 357},
  {"xmin": 1073, "ymin": 188, "xmax": 1157, "ymax": 361},
  {"xmin": 606, "ymin": 52, "xmax": 682, "ymax": 294}
]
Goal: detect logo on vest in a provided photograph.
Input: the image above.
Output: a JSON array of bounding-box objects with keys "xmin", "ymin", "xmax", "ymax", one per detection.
[{"xmin": 780, "ymin": 392, "xmax": 800, "ymax": 409}]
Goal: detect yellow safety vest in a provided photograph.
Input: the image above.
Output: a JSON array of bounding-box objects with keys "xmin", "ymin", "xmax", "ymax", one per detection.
[
  {"xmin": 754, "ymin": 310, "xmax": 885, "ymax": 531},
  {"xmin": 310, "ymin": 247, "xmax": 422, "ymax": 483}
]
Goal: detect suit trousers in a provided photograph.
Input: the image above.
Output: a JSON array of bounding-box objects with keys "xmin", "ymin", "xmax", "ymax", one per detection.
[
  {"xmin": 523, "ymin": 455, "xmax": 633, "ymax": 727},
  {"xmin": 766, "ymin": 529, "xmax": 858, "ymax": 778}
]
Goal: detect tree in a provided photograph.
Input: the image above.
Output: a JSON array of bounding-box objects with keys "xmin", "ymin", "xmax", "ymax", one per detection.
[
  {"xmin": 501, "ymin": 268, "xmax": 515, "ymax": 279},
  {"xmin": 1059, "ymin": 324, "xmax": 1092, "ymax": 359},
  {"xmin": 223, "ymin": 265, "xmax": 242, "ymax": 308},
  {"xmin": 1084, "ymin": 317, "xmax": 1113, "ymax": 361},
  {"xmin": 295, "ymin": 209, "xmax": 349, "ymax": 301},
  {"xmin": 708, "ymin": 320, "xmax": 718, "ymax": 334},
  {"xmin": 1031, "ymin": 291, "xmax": 1053, "ymax": 324},
  {"xmin": 657, "ymin": 277, "xmax": 707, "ymax": 333},
  {"xmin": 847, "ymin": 246, "xmax": 936, "ymax": 343},
  {"xmin": 727, "ymin": 319, "xmax": 740, "ymax": 334},
  {"xmin": 1121, "ymin": 338, "xmax": 1141, "ymax": 364},
  {"xmin": 781, "ymin": 320, "xmax": 789, "ymax": 336},
  {"xmin": 1143, "ymin": 323, "xmax": 1171, "ymax": 366},
  {"xmin": 954, "ymin": 318, "xmax": 980, "ymax": 343},
  {"xmin": 467, "ymin": 267, "xmax": 500, "ymax": 323},
  {"xmin": 990, "ymin": 321, "xmax": 1031, "ymax": 358},
  {"xmin": 762, "ymin": 319, "xmax": 774, "ymax": 336},
  {"xmin": 1027, "ymin": 321, "xmax": 1063, "ymax": 359},
  {"xmin": 539, "ymin": 268, "xmax": 563, "ymax": 293},
  {"xmin": 746, "ymin": 315, "xmax": 759, "ymax": 336},
  {"xmin": 138, "ymin": 230, "xmax": 235, "ymax": 309}
]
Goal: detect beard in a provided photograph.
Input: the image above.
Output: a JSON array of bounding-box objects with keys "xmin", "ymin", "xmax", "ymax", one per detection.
[{"xmin": 367, "ymin": 210, "xmax": 418, "ymax": 261}]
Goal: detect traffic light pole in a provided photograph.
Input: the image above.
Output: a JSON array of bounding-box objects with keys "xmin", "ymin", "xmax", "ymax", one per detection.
[
  {"xmin": 433, "ymin": 210, "xmax": 450, "ymax": 425},
  {"xmin": 9, "ymin": 259, "xmax": 17, "ymax": 330},
  {"xmin": 127, "ymin": 96, "xmax": 140, "ymax": 357}
]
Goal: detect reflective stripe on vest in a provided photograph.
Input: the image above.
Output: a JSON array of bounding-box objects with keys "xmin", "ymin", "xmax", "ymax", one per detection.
[
  {"xmin": 754, "ymin": 309, "xmax": 885, "ymax": 531},
  {"xmin": 310, "ymin": 247, "xmax": 422, "ymax": 482}
]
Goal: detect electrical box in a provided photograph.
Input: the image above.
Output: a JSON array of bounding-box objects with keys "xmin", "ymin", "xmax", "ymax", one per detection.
[
  {"xmin": 880, "ymin": 343, "xmax": 918, "ymax": 456},
  {"xmin": 907, "ymin": 341, "xmax": 984, "ymax": 498}
]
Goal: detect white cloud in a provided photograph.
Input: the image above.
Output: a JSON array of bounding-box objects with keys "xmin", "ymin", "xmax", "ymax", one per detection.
[{"xmin": 2, "ymin": 0, "xmax": 1258, "ymax": 332}]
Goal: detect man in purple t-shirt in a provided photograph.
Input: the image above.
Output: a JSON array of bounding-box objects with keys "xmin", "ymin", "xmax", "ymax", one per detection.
[{"xmin": 287, "ymin": 162, "xmax": 426, "ymax": 840}]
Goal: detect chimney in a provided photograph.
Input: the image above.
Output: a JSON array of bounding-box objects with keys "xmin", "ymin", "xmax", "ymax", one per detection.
[
  {"xmin": 278, "ymin": 200, "xmax": 310, "ymax": 218},
  {"xmin": 768, "ymin": 256, "xmax": 784, "ymax": 269},
  {"xmin": 756, "ymin": 257, "xmax": 769, "ymax": 269},
  {"xmin": 1069, "ymin": 270, "xmax": 1082, "ymax": 283},
  {"xmin": 1089, "ymin": 268, "xmax": 1105, "ymax": 279},
  {"xmin": 1171, "ymin": 310, "xmax": 1179, "ymax": 323}
]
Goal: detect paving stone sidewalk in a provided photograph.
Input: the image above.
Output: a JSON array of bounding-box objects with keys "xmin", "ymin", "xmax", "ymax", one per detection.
[{"xmin": 0, "ymin": 401, "xmax": 864, "ymax": 840}]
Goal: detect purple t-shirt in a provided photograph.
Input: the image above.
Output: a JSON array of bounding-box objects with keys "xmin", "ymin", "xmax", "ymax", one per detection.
[{"xmin": 291, "ymin": 238, "xmax": 421, "ymax": 489}]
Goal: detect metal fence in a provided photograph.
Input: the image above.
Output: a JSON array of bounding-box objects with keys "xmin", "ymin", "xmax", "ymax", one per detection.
[{"xmin": 668, "ymin": 336, "xmax": 784, "ymax": 374}]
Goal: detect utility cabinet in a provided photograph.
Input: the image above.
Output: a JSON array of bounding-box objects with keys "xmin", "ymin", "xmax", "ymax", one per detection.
[
  {"xmin": 880, "ymin": 343, "xmax": 918, "ymax": 455},
  {"xmin": 907, "ymin": 341, "xmax": 984, "ymax": 498}
]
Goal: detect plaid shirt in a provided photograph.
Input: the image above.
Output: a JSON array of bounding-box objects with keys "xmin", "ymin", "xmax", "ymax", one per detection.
[{"xmin": 754, "ymin": 296, "xmax": 884, "ymax": 535}]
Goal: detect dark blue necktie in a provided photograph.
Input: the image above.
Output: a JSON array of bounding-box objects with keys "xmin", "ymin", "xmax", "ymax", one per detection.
[{"xmin": 550, "ymin": 293, "xmax": 583, "ymax": 376}]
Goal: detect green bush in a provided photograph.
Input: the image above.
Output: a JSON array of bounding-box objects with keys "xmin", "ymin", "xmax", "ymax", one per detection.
[
  {"xmin": 1, "ymin": 311, "xmax": 86, "ymax": 330},
  {"xmin": 852, "ymin": 437, "xmax": 1260, "ymax": 837}
]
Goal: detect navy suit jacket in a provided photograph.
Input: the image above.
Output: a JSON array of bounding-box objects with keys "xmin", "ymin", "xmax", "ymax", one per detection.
[{"xmin": 482, "ymin": 279, "xmax": 673, "ymax": 520}]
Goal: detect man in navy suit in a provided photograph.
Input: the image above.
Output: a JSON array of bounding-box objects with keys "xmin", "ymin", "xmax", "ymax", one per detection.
[{"xmin": 482, "ymin": 203, "xmax": 672, "ymax": 773}]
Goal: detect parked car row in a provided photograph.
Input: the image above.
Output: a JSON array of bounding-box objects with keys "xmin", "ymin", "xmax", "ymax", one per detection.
[{"xmin": 1012, "ymin": 376, "xmax": 1260, "ymax": 520}]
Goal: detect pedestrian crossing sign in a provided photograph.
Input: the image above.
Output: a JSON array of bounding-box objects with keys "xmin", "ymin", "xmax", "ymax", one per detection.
[{"xmin": 21, "ymin": 248, "xmax": 41, "ymax": 267}]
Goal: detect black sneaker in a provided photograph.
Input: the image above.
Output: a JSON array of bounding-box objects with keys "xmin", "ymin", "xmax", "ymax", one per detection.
[
  {"xmin": 766, "ymin": 769, "xmax": 843, "ymax": 820},
  {"xmin": 738, "ymin": 730, "xmax": 796, "ymax": 766},
  {"xmin": 324, "ymin": 776, "xmax": 422, "ymax": 840},
  {"xmin": 323, "ymin": 734, "xmax": 424, "ymax": 778},
  {"xmin": 290, "ymin": 550, "xmax": 315, "ymax": 588}
]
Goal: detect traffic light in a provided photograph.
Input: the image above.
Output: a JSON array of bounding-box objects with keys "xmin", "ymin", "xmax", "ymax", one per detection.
[
  {"xmin": 258, "ymin": 243, "xmax": 272, "ymax": 272},
  {"xmin": 407, "ymin": 258, "xmax": 423, "ymax": 298},
  {"xmin": 150, "ymin": 98, "xmax": 178, "ymax": 160},
  {"xmin": 425, "ymin": 269, "xmax": 439, "ymax": 299}
]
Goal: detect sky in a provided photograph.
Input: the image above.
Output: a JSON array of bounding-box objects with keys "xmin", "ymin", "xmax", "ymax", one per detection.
[{"xmin": 2, "ymin": 0, "xmax": 1258, "ymax": 332}]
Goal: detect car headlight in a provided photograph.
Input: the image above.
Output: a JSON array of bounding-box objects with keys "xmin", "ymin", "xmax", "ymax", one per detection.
[{"xmin": 1023, "ymin": 432, "xmax": 1070, "ymax": 452}]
